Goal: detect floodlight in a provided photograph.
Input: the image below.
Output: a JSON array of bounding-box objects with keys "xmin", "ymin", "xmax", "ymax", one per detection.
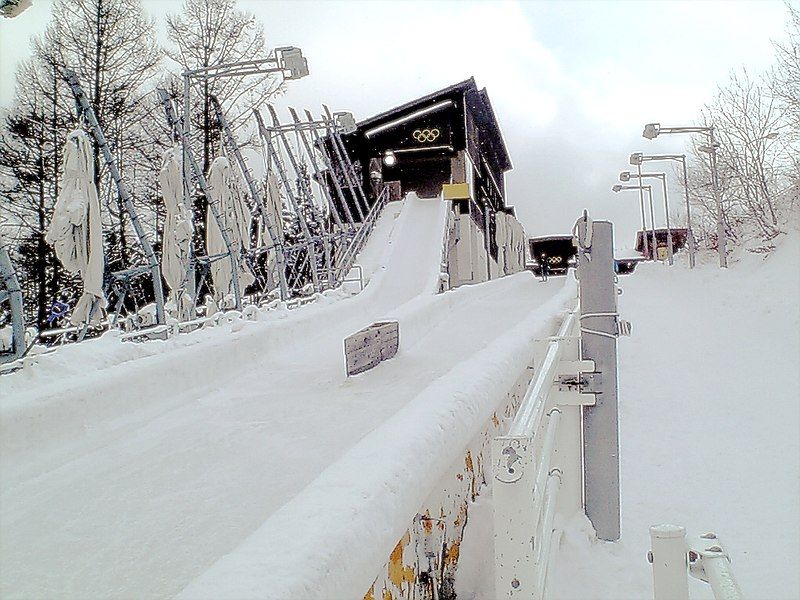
[
  {"xmin": 642, "ymin": 123, "xmax": 660, "ymax": 140},
  {"xmin": 277, "ymin": 47, "xmax": 309, "ymax": 80},
  {"xmin": 612, "ymin": 184, "xmax": 623, "ymax": 192},
  {"xmin": 629, "ymin": 152, "xmax": 643, "ymax": 166},
  {"xmin": 383, "ymin": 151, "xmax": 397, "ymax": 167},
  {"xmin": 334, "ymin": 111, "xmax": 357, "ymax": 135},
  {"xmin": 619, "ymin": 171, "xmax": 631, "ymax": 182}
]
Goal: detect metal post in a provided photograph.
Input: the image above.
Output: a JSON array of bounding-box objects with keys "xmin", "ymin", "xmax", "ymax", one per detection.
[
  {"xmin": 659, "ymin": 175, "xmax": 674, "ymax": 265},
  {"xmin": 182, "ymin": 74, "xmax": 198, "ymax": 305},
  {"xmin": 645, "ymin": 186, "xmax": 658, "ymax": 262},
  {"xmin": 576, "ymin": 216, "xmax": 620, "ymax": 541},
  {"xmin": 680, "ymin": 157, "xmax": 697, "ymax": 268},
  {"xmin": 708, "ymin": 128, "xmax": 728, "ymax": 268},
  {"xmin": 649, "ymin": 525, "xmax": 689, "ymax": 600},
  {"xmin": 0, "ymin": 245, "xmax": 26, "ymax": 363},
  {"xmin": 638, "ymin": 164, "xmax": 658, "ymax": 261}
]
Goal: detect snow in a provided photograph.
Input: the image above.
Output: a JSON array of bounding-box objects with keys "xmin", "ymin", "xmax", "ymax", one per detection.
[
  {"xmin": 455, "ymin": 233, "xmax": 800, "ymax": 599},
  {"xmin": 0, "ymin": 193, "xmax": 571, "ymax": 599}
]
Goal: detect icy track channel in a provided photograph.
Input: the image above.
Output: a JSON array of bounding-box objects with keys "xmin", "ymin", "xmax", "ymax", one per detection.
[{"xmin": 0, "ymin": 194, "xmax": 573, "ymax": 599}]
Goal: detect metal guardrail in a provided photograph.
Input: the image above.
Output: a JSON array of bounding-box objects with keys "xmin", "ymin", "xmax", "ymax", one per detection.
[
  {"xmin": 492, "ymin": 305, "xmax": 594, "ymax": 599},
  {"xmin": 649, "ymin": 525, "xmax": 744, "ymax": 600},
  {"xmin": 493, "ymin": 214, "xmax": 624, "ymax": 600}
]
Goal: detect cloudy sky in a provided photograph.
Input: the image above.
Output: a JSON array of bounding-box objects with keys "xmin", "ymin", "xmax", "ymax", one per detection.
[{"xmin": 0, "ymin": 0, "xmax": 793, "ymax": 246}]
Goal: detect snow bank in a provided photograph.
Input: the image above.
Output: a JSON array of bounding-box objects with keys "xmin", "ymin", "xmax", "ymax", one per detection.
[
  {"xmin": 548, "ymin": 234, "xmax": 800, "ymax": 599},
  {"xmin": 178, "ymin": 277, "xmax": 576, "ymax": 599}
]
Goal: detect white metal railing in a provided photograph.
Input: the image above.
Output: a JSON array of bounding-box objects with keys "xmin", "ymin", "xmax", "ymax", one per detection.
[
  {"xmin": 492, "ymin": 304, "xmax": 597, "ymax": 599},
  {"xmin": 492, "ymin": 214, "xmax": 625, "ymax": 600},
  {"xmin": 649, "ymin": 525, "xmax": 744, "ymax": 600}
]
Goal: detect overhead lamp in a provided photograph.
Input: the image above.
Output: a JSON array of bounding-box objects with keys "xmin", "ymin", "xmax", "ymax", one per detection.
[
  {"xmin": 276, "ymin": 46, "xmax": 309, "ymax": 80},
  {"xmin": 334, "ymin": 111, "xmax": 357, "ymax": 135},
  {"xmin": 642, "ymin": 123, "xmax": 661, "ymax": 139},
  {"xmin": 611, "ymin": 184, "xmax": 623, "ymax": 192},
  {"xmin": 629, "ymin": 152, "xmax": 643, "ymax": 166},
  {"xmin": 619, "ymin": 171, "xmax": 631, "ymax": 182},
  {"xmin": 383, "ymin": 151, "xmax": 397, "ymax": 167}
]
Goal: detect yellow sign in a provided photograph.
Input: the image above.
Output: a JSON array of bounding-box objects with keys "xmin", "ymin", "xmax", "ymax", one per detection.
[{"xmin": 443, "ymin": 183, "xmax": 471, "ymax": 200}]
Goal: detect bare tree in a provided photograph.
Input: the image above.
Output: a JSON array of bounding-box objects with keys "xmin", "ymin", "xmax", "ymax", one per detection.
[
  {"xmin": 0, "ymin": 0, "xmax": 165, "ymax": 329},
  {"xmin": 686, "ymin": 67, "xmax": 796, "ymax": 252},
  {"xmin": 166, "ymin": 0, "xmax": 283, "ymax": 174}
]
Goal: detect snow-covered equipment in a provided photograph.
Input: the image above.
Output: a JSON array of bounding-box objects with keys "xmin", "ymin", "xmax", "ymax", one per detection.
[
  {"xmin": 45, "ymin": 129, "xmax": 106, "ymax": 326},
  {"xmin": 211, "ymin": 95, "xmax": 289, "ymax": 299},
  {"xmin": 156, "ymin": 89, "xmax": 245, "ymax": 312},
  {"xmin": 60, "ymin": 69, "xmax": 165, "ymax": 326},
  {"xmin": 0, "ymin": 240, "xmax": 26, "ymax": 365},
  {"xmin": 159, "ymin": 145, "xmax": 194, "ymax": 319},
  {"xmin": 206, "ymin": 157, "xmax": 254, "ymax": 307}
]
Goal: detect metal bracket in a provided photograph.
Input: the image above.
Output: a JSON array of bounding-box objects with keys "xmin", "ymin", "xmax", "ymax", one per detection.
[
  {"xmin": 557, "ymin": 371, "xmax": 602, "ymax": 394},
  {"xmin": 553, "ymin": 359, "xmax": 599, "ymax": 405},
  {"xmin": 688, "ymin": 532, "xmax": 730, "ymax": 584}
]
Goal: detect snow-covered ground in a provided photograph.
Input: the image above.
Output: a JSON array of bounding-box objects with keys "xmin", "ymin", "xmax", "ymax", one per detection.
[
  {"xmin": 0, "ymin": 194, "xmax": 571, "ymax": 599},
  {"xmin": 457, "ymin": 234, "xmax": 800, "ymax": 599}
]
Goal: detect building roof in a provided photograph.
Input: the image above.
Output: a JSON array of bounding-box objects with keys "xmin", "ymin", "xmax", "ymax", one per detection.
[{"xmin": 355, "ymin": 78, "xmax": 512, "ymax": 172}]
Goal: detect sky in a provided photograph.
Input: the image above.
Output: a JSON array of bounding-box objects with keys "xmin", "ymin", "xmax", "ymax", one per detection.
[{"xmin": 0, "ymin": 0, "xmax": 793, "ymax": 247}]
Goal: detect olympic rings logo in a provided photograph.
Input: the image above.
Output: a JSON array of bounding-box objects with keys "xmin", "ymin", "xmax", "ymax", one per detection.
[{"xmin": 412, "ymin": 128, "xmax": 440, "ymax": 142}]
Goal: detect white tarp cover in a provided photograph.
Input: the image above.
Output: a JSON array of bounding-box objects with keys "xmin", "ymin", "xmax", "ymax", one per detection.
[
  {"xmin": 206, "ymin": 157, "xmax": 254, "ymax": 305},
  {"xmin": 159, "ymin": 146, "xmax": 194, "ymax": 319},
  {"xmin": 45, "ymin": 129, "xmax": 106, "ymax": 326}
]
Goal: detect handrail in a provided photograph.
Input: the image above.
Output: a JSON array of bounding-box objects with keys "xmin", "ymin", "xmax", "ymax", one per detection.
[
  {"xmin": 493, "ymin": 304, "xmax": 589, "ymax": 600},
  {"xmin": 649, "ymin": 525, "xmax": 744, "ymax": 600},
  {"xmin": 508, "ymin": 308, "xmax": 577, "ymax": 437}
]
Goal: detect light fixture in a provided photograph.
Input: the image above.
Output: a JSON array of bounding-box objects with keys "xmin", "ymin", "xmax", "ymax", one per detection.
[
  {"xmin": 619, "ymin": 171, "xmax": 631, "ymax": 182},
  {"xmin": 642, "ymin": 123, "xmax": 661, "ymax": 139},
  {"xmin": 276, "ymin": 46, "xmax": 309, "ymax": 80},
  {"xmin": 383, "ymin": 151, "xmax": 397, "ymax": 167},
  {"xmin": 629, "ymin": 152, "xmax": 643, "ymax": 166},
  {"xmin": 611, "ymin": 184, "xmax": 623, "ymax": 192}
]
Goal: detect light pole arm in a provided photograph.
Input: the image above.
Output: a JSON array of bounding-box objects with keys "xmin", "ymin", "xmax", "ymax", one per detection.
[
  {"xmin": 659, "ymin": 126, "xmax": 712, "ymax": 135},
  {"xmin": 641, "ymin": 154, "xmax": 685, "ymax": 162}
]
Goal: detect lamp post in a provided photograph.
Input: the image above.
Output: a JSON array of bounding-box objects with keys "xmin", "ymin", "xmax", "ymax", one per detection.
[
  {"xmin": 180, "ymin": 47, "xmax": 308, "ymax": 301},
  {"xmin": 619, "ymin": 170, "xmax": 674, "ymax": 265},
  {"xmin": 630, "ymin": 152, "xmax": 695, "ymax": 268},
  {"xmin": 642, "ymin": 122, "xmax": 727, "ymax": 267},
  {"xmin": 612, "ymin": 184, "xmax": 657, "ymax": 260}
]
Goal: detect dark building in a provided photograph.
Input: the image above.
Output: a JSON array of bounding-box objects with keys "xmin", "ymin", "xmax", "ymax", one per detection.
[
  {"xmin": 340, "ymin": 77, "xmax": 512, "ymax": 209},
  {"xmin": 334, "ymin": 79, "xmax": 526, "ymax": 286}
]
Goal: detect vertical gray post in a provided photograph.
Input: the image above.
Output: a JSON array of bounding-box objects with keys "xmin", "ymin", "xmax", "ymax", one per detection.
[
  {"xmin": 576, "ymin": 216, "xmax": 620, "ymax": 541},
  {"xmin": 0, "ymin": 245, "xmax": 26, "ymax": 363}
]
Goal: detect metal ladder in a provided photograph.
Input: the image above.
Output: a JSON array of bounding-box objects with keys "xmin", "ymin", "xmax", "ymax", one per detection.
[
  {"xmin": 156, "ymin": 88, "xmax": 242, "ymax": 311},
  {"xmin": 61, "ymin": 68, "xmax": 166, "ymax": 326},
  {"xmin": 209, "ymin": 95, "xmax": 289, "ymax": 299}
]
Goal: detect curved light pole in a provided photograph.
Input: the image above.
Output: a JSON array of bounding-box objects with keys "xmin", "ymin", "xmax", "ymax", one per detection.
[
  {"xmin": 619, "ymin": 170, "xmax": 674, "ymax": 265},
  {"xmin": 642, "ymin": 122, "xmax": 727, "ymax": 267},
  {"xmin": 631, "ymin": 152, "xmax": 695, "ymax": 268},
  {"xmin": 612, "ymin": 183, "xmax": 657, "ymax": 260}
]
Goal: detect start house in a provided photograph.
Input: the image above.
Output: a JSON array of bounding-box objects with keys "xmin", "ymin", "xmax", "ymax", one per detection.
[{"xmin": 339, "ymin": 78, "xmax": 527, "ymax": 288}]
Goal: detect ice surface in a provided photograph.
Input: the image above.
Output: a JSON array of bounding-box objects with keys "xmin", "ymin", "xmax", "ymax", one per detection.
[{"xmin": 0, "ymin": 193, "xmax": 571, "ymax": 599}]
